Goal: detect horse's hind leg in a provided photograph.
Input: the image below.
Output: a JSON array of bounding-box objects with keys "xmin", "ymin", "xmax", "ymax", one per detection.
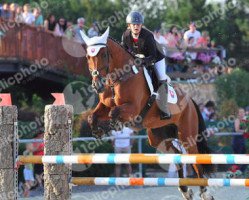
[
  {"xmin": 180, "ymin": 140, "xmax": 214, "ymax": 200},
  {"xmin": 178, "ymin": 100, "xmax": 215, "ymax": 200},
  {"xmin": 191, "ymin": 164, "xmax": 214, "ymax": 200},
  {"xmin": 148, "ymin": 125, "xmax": 194, "ymax": 200},
  {"xmin": 169, "ymin": 141, "xmax": 194, "ymax": 200}
]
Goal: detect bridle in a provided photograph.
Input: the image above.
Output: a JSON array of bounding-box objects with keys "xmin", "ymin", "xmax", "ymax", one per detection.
[{"xmin": 87, "ymin": 43, "xmax": 111, "ymax": 93}]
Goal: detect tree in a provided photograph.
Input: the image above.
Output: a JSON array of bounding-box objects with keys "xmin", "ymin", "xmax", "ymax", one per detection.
[{"xmin": 215, "ymin": 69, "xmax": 249, "ymax": 109}]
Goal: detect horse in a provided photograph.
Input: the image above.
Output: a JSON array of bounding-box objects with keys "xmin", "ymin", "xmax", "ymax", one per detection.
[{"xmin": 80, "ymin": 27, "xmax": 215, "ymax": 200}]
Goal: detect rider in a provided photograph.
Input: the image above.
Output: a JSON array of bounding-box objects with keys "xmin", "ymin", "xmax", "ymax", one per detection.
[{"xmin": 121, "ymin": 11, "xmax": 171, "ymax": 119}]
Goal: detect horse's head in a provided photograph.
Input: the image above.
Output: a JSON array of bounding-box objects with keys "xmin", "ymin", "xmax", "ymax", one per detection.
[{"xmin": 80, "ymin": 27, "xmax": 110, "ymax": 94}]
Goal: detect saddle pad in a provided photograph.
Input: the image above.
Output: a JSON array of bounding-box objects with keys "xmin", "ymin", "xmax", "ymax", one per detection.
[{"xmin": 143, "ymin": 67, "xmax": 177, "ymax": 104}]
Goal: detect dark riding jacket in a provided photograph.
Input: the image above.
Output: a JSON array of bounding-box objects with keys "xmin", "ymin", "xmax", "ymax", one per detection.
[{"xmin": 121, "ymin": 28, "xmax": 165, "ymax": 65}]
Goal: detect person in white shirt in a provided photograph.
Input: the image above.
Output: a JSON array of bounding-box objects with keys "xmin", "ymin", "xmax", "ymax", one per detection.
[
  {"xmin": 22, "ymin": 4, "xmax": 35, "ymax": 25},
  {"xmin": 183, "ymin": 22, "xmax": 201, "ymax": 46},
  {"xmin": 111, "ymin": 126, "xmax": 134, "ymax": 177}
]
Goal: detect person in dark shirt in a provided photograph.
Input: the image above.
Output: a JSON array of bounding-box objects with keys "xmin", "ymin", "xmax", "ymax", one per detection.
[
  {"xmin": 121, "ymin": 11, "xmax": 171, "ymax": 119},
  {"xmin": 44, "ymin": 14, "xmax": 56, "ymax": 32},
  {"xmin": 1, "ymin": 3, "xmax": 10, "ymax": 20}
]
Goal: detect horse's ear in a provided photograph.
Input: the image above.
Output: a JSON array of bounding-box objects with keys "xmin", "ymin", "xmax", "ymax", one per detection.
[
  {"xmin": 100, "ymin": 27, "xmax": 110, "ymax": 44},
  {"xmin": 80, "ymin": 30, "xmax": 90, "ymax": 46}
]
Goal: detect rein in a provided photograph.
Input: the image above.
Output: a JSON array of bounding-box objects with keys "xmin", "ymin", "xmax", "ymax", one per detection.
[{"xmin": 88, "ymin": 42, "xmax": 142, "ymax": 99}]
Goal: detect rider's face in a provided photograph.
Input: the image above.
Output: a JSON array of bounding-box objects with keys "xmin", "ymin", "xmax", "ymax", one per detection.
[{"xmin": 130, "ymin": 24, "xmax": 142, "ymax": 35}]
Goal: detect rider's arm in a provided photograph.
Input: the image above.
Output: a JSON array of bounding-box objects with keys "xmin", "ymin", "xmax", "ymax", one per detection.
[
  {"xmin": 121, "ymin": 33, "xmax": 129, "ymax": 50},
  {"xmin": 143, "ymin": 34, "xmax": 157, "ymax": 65}
]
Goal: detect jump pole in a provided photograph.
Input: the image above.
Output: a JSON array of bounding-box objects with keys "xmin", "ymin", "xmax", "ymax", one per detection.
[{"xmin": 18, "ymin": 153, "xmax": 249, "ymax": 165}]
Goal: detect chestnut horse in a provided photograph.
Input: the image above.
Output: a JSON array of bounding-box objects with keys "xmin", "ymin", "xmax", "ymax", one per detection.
[{"xmin": 80, "ymin": 28, "xmax": 214, "ymax": 200}]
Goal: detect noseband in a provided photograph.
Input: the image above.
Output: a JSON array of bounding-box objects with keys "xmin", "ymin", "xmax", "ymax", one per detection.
[{"xmin": 88, "ymin": 43, "xmax": 111, "ymax": 93}]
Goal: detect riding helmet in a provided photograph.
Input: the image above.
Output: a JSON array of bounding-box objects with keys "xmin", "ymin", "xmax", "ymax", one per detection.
[{"xmin": 126, "ymin": 11, "xmax": 144, "ymax": 24}]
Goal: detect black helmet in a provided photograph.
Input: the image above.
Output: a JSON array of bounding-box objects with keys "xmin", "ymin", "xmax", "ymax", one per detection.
[{"xmin": 126, "ymin": 11, "xmax": 144, "ymax": 24}]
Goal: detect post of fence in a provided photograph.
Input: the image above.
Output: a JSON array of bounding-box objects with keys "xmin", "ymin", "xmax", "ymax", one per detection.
[
  {"xmin": 0, "ymin": 94, "xmax": 18, "ymax": 200},
  {"xmin": 43, "ymin": 94, "xmax": 73, "ymax": 200}
]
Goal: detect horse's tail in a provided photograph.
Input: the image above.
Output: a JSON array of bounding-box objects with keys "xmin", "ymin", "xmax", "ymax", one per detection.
[{"xmin": 192, "ymin": 99, "xmax": 215, "ymax": 175}]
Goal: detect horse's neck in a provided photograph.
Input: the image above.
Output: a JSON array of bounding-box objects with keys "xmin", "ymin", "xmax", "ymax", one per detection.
[{"xmin": 108, "ymin": 40, "xmax": 133, "ymax": 72}]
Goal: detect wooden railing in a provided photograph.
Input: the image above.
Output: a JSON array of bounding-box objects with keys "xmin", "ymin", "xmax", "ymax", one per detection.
[
  {"xmin": 0, "ymin": 19, "xmax": 90, "ymax": 77},
  {"xmin": 0, "ymin": 19, "xmax": 225, "ymax": 81}
]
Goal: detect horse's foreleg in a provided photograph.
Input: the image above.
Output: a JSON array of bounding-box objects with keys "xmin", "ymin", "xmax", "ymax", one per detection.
[
  {"xmin": 88, "ymin": 102, "xmax": 112, "ymax": 137},
  {"xmin": 108, "ymin": 103, "xmax": 140, "ymax": 121},
  {"xmin": 89, "ymin": 102, "xmax": 110, "ymax": 126}
]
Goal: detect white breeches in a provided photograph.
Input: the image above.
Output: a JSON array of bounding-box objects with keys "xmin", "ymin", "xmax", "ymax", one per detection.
[{"xmin": 154, "ymin": 58, "xmax": 171, "ymax": 82}]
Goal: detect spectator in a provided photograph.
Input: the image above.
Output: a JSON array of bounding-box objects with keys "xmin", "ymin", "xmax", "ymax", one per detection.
[
  {"xmin": 44, "ymin": 14, "xmax": 56, "ymax": 32},
  {"xmin": 202, "ymin": 101, "xmax": 215, "ymax": 121},
  {"xmin": 167, "ymin": 28, "xmax": 186, "ymax": 66},
  {"xmin": 15, "ymin": 5, "xmax": 24, "ymax": 23},
  {"xmin": 73, "ymin": 17, "xmax": 86, "ymax": 43},
  {"xmin": 54, "ymin": 18, "xmax": 67, "ymax": 36},
  {"xmin": 184, "ymin": 22, "xmax": 201, "ymax": 46},
  {"xmin": 88, "ymin": 21, "xmax": 99, "ymax": 38},
  {"xmin": 185, "ymin": 36, "xmax": 197, "ymax": 60},
  {"xmin": 23, "ymin": 143, "xmax": 35, "ymax": 197},
  {"xmin": 1, "ymin": 3, "xmax": 10, "ymax": 20},
  {"xmin": 245, "ymin": 106, "xmax": 249, "ymax": 116},
  {"xmin": 9, "ymin": 3, "xmax": 18, "ymax": 21},
  {"xmin": 32, "ymin": 132, "xmax": 44, "ymax": 188},
  {"xmin": 195, "ymin": 31, "xmax": 212, "ymax": 65},
  {"xmin": 177, "ymin": 29, "xmax": 187, "ymax": 49},
  {"xmin": 154, "ymin": 28, "xmax": 167, "ymax": 55},
  {"xmin": 33, "ymin": 7, "xmax": 44, "ymax": 27},
  {"xmin": 197, "ymin": 31, "xmax": 210, "ymax": 48},
  {"xmin": 22, "ymin": 4, "xmax": 35, "ymax": 25},
  {"xmin": 232, "ymin": 108, "xmax": 247, "ymax": 172},
  {"xmin": 165, "ymin": 25, "xmax": 179, "ymax": 47},
  {"xmin": 209, "ymin": 40, "xmax": 222, "ymax": 65},
  {"xmin": 209, "ymin": 112, "xmax": 218, "ymax": 122},
  {"xmin": 199, "ymin": 103, "xmax": 206, "ymax": 119},
  {"xmin": 111, "ymin": 126, "xmax": 134, "ymax": 177},
  {"xmin": 65, "ymin": 21, "xmax": 74, "ymax": 39},
  {"xmin": 210, "ymin": 40, "xmax": 216, "ymax": 48},
  {"xmin": 54, "ymin": 17, "xmax": 67, "ymax": 36},
  {"xmin": 154, "ymin": 28, "xmax": 167, "ymax": 45}
]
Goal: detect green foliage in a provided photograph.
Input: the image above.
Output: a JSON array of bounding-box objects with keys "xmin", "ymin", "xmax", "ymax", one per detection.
[
  {"xmin": 219, "ymin": 99, "xmax": 238, "ymax": 118},
  {"xmin": 215, "ymin": 69, "xmax": 249, "ymax": 110}
]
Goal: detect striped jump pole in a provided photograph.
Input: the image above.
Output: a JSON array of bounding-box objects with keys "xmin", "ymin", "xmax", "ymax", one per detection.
[
  {"xmin": 18, "ymin": 153, "xmax": 249, "ymax": 164},
  {"xmin": 71, "ymin": 177, "xmax": 249, "ymax": 187}
]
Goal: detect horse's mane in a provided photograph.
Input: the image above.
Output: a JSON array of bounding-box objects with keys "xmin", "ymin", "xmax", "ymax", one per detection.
[{"xmin": 108, "ymin": 36, "xmax": 136, "ymax": 58}]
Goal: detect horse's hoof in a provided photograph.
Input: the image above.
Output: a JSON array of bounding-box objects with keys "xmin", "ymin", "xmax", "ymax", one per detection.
[
  {"xmin": 200, "ymin": 192, "xmax": 214, "ymax": 200},
  {"xmin": 178, "ymin": 188, "xmax": 194, "ymax": 200}
]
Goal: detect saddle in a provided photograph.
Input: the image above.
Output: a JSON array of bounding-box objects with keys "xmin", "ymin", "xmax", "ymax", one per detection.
[{"xmin": 143, "ymin": 66, "xmax": 177, "ymax": 104}]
